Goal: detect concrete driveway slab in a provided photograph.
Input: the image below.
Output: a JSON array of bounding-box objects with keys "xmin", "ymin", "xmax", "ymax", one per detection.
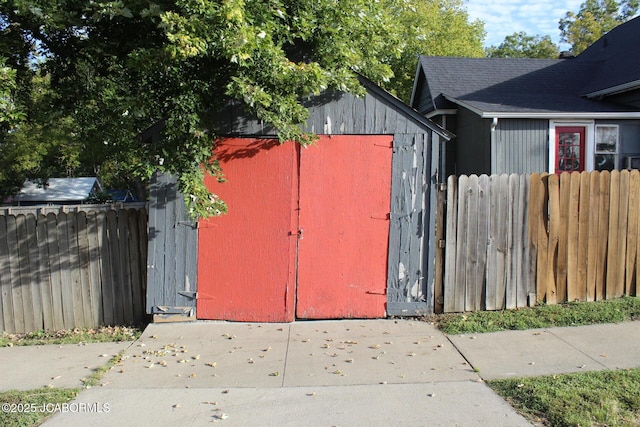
[
  {"xmin": 0, "ymin": 342, "xmax": 132, "ymax": 391},
  {"xmin": 448, "ymin": 329, "xmax": 607, "ymax": 380},
  {"xmin": 101, "ymin": 322, "xmax": 290, "ymax": 389},
  {"xmin": 43, "ymin": 382, "xmax": 531, "ymax": 427},
  {"xmin": 284, "ymin": 320, "xmax": 478, "ymax": 386}
]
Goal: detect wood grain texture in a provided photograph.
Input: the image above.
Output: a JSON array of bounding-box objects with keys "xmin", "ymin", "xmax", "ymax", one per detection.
[
  {"xmin": 567, "ymin": 172, "xmax": 581, "ymax": 302},
  {"xmin": 557, "ymin": 173, "xmax": 571, "ymax": 302},
  {"xmin": 444, "ymin": 175, "xmax": 459, "ymax": 313},
  {"xmin": 546, "ymin": 174, "xmax": 560, "ymax": 304},
  {"xmin": 0, "ymin": 206, "xmax": 146, "ymax": 333},
  {"xmin": 454, "ymin": 175, "xmax": 469, "ymax": 312},
  {"xmin": 576, "ymin": 172, "xmax": 590, "ymax": 301},
  {"xmin": 586, "ymin": 172, "xmax": 601, "ymax": 301},
  {"xmin": 440, "ymin": 170, "xmax": 639, "ymax": 314},
  {"xmin": 627, "ymin": 171, "xmax": 640, "ymax": 296},
  {"xmin": 596, "ymin": 171, "xmax": 611, "ymax": 301}
]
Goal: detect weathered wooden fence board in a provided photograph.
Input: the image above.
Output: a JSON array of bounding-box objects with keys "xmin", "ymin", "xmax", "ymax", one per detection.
[
  {"xmin": 0, "ymin": 207, "xmax": 147, "ymax": 333},
  {"xmin": 485, "ymin": 174, "xmax": 507, "ymax": 310},
  {"xmin": 443, "ymin": 176, "xmax": 458, "ymax": 313},
  {"xmin": 628, "ymin": 172, "xmax": 640, "ymax": 296},
  {"xmin": 546, "ymin": 174, "xmax": 560, "ymax": 304},
  {"xmin": 443, "ymin": 174, "xmax": 532, "ymax": 312},
  {"xmin": 442, "ymin": 171, "xmax": 640, "ymax": 313}
]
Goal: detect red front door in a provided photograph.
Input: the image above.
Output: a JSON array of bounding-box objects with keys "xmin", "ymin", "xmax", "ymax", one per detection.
[
  {"xmin": 197, "ymin": 136, "xmax": 392, "ymax": 321},
  {"xmin": 556, "ymin": 127, "xmax": 586, "ymax": 173}
]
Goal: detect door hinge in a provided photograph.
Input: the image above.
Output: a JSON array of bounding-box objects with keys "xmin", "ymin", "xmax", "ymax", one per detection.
[
  {"xmin": 178, "ymin": 291, "xmax": 196, "ymax": 300},
  {"xmin": 289, "ymin": 228, "xmax": 303, "ymax": 236},
  {"xmin": 438, "ymin": 239, "xmax": 446, "ymax": 248},
  {"xmin": 177, "ymin": 221, "xmax": 197, "ymax": 229},
  {"xmin": 371, "ymin": 213, "xmax": 391, "ymax": 220}
]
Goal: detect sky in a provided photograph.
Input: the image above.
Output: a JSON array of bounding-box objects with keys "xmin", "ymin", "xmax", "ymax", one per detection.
[{"xmin": 464, "ymin": 0, "xmax": 584, "ymax": 49}]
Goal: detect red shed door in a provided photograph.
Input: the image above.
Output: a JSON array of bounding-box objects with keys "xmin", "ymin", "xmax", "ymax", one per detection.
[
  {"xmin": 196, "ymin": 138, "xmax": 299, "ymax": 322},
  {"xmin": 197, "ymin": 135, "xmax": 392, "ymax": 321},
  {"xmin": 296, "ymin": 135, "xmax": 392, "ymax": 319}
]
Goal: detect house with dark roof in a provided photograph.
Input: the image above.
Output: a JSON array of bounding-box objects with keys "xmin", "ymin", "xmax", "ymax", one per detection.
[{"xmin": 410, "ymin": 16, "xmax": 640, "ymax": 177}]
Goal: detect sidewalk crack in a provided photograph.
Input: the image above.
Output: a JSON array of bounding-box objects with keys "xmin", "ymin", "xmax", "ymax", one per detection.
[
  {"xmin": 280, "ymin": 324, "xmax": 292, "ymax": 387},
  {"xmin": 546, "ymin": 329, "xmax": 609, "ymax": 370}
]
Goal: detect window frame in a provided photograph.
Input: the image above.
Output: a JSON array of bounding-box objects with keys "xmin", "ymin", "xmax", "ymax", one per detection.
[{"xmin": 594, "ymin": 124, "xmax": 620, "ymax": 171}]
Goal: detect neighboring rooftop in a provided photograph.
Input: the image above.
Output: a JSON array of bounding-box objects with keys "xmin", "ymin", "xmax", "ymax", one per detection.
[
  {"xmin": 13, "ymin": 177, "xmax": 102, "ymax": 205},
  {"xmin": 413, "ymin": 16, "xmax": 640, "ymax": 116}
]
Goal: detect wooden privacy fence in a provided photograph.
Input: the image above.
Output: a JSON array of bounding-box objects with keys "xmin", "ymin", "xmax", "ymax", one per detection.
[
  {"xmin": 531, "ymin": 170, "xmax": 639, "ymax": 304},
  {"xmin": 442, "ymin": 174, "xmax": 535, "ymax": 313},
  {"xmin": 440, "ymin": 170, "xmax": 640, "ymax": 313},
  {"xmin": 0, "ymin": 207, "xmax": 148, "ymax": 333}
]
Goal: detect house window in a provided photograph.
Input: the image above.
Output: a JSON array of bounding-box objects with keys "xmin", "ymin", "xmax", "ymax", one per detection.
[{"xmin": 594, "ymin": 125, "xmax": 619, "ymax": 171}]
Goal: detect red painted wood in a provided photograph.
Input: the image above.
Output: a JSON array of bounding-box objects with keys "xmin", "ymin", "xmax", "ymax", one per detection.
[
  {"xmin": 296, "ymin": 135, "xmax": 393, "ymax": 319},
  {"xmin": 196, "ymin": 138, "xmax": 299, "ymax": 322}
]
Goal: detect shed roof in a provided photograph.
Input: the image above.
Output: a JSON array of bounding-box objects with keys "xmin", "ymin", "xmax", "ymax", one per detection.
[{"xmin": 14, "ymin": 177, "xmax": 102, "ymax": 203}]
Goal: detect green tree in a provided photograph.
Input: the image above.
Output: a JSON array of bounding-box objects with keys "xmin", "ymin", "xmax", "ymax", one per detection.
[
  {"xmin": 0, "ymin": 72, "xmax": 86, "ymax": 198},
  {"xmin": 486, "ymin": 32, "xmax": 560, "ymax": 58},
  {"xmin": 384, "ymin": 0, "xmax": 485, "ymax": 102},
  {"xmin": 1, "ymin": 0, "xmax": 484, "ymax": 215},
  {"xmin": 2, "ymin": 0, "xmax": 404, "ymax": 215},
  {"xmin": 559, "ymin": 0, "xmax": 639, "ymax": 55},
  {"xmin": 0, "ymin": 58, "xmax": 25, "ymax": 131}
]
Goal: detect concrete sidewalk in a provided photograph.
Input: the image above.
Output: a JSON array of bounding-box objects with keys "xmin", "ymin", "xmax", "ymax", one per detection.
[
  {"xmin": 1, "ymin": 319, "xmax": 638, "ymax": 426},
  {"xmin": 448, "ymin": 321, "xmax": 640, "ymax": 380},
  {"xmin": 0, "ymin": 341, "xmax": 132, "ymax": 390}
]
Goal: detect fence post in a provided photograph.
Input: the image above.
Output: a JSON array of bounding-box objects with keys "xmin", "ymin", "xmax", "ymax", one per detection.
[{"xmin": 433, "ymin": 182, "xmax": 446, "ymax": 314}]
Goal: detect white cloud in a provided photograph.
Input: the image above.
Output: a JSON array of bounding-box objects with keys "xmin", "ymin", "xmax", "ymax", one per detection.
[{"xmin": 464, "ymin": 0, "xmax": 584, "ymax": 48}]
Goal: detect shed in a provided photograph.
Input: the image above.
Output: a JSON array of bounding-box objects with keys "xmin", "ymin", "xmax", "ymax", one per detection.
[
  {"xmin": 147, "ymin": 76, "xmax": 452, "ymax": 322},
  {"xmin": 13, "ymin": 177, "xmax": 103, "ymax": 206}
]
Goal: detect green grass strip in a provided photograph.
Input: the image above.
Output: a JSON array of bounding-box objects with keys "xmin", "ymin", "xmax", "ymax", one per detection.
[
  {"xmin": 435, "ymin": 297, "xmax": 640, "ymax": 335},
  {"xmin": 0, "ymin": 388, "xmax": 79, "ymax": 427},
  {"xmin": 0, "ymin": 325, "xmax": 142, "ymax": 347},
  {"xmin": 489, "ymin": 369, "xmax": 640, "ymax": 427}
]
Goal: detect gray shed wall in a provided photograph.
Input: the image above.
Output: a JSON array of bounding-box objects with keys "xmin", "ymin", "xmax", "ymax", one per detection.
[{"xmin": 146, "ymin": 172, "xmax": 198, "ymax": 315}]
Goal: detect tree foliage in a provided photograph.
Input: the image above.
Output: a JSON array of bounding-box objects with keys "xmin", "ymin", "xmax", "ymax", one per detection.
[
  {"xmin": 0, "ymin": 57, "xmax": 25, "ymax": 130},
  {"xmin": 559, "ymin": 0, "xmax": 639, "ymax": 55},
  {"xmin": 383, "ymin": 0, "xmax": 485, "ymax": 102},
  {"xmin": 485, "ymin": 32, "xmax": 560, "ymax": 59},
  {"xmin": 1, "ymin": 0, "xmax": 484, "ymax": 215}
]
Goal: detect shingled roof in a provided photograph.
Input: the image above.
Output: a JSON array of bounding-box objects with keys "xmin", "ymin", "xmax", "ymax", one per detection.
[
  {"xmin": 412, "ymin": 16, "xmax": 640, "ymax": 117},
  {"xmin": 578, "ymin": 16, "xmax": 640, "ymax": 97}
]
